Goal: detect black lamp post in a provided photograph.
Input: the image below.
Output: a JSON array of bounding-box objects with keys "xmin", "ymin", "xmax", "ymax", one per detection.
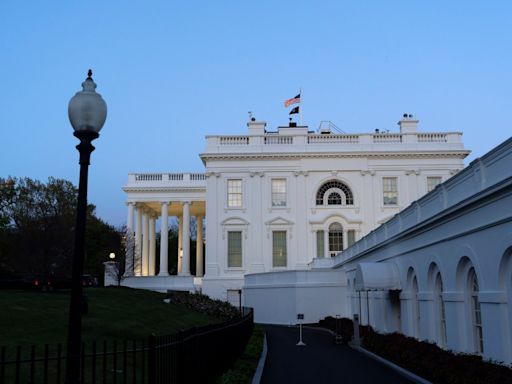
[{"xmin": 65, "ymin": 70, "xmax": 107, "ymax": 383}]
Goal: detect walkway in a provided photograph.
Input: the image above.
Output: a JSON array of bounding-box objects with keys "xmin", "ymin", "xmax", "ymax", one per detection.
[{"xmin": 261, "ymin": 325, "xmax": 413, "ymax": 384}]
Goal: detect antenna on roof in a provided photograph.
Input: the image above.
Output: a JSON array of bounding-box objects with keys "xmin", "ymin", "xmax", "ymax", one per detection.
[{"xmin": 318, "ymin": 121, "xmax": 346, "ymax": 134}]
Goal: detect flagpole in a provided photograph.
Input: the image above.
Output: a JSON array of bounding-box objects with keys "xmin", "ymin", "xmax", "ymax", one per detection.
[{"xmin": 299, "ymin": 87, "xmax": 303, "ymax": 126}]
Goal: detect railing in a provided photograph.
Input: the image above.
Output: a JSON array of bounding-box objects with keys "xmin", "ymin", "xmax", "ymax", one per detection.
[
  {"xmin": 264, "ymin": 136, "xmax": 293, "ymax": 145},
  {"xmin": 190, "ymin": 173, "xmax": 206, "ymax": 181},
  {"xmin": 219, "ymin": 136, "xmax": 249, "ymax": 145},
  {"xmin": 128, "ymin": 173, "xmax": 206, "ymax": 185},
  {"xmin": 0, "ymin": 308, "xmax": 254, "ymax": 384},
  {"xmin": 168, "ymin": 173, "xmax": 183, "ymax": 181},
  {"xmin": 135, "ymin": 173, "xmax": 163, "ymax": 181},
  {"xmin": 372, "ymin": 134, "xmax": 402, "ymax": 143},
  {"xmin": 308, "ymin": 134, "xmax": 359, "ymax": 144},
  {"xmin": 209, "ymin": 132, "xmax": 462, "ymax": 147},
  {"xmin": 417, "ymin": 133, "xmax": 447, "ymax": 143}
]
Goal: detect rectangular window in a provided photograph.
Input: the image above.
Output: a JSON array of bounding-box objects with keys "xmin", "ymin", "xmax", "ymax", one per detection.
[
  {"xmin": 271, "ymin": 179, "xmax": 287, "ymax": 207},
  {"xmin": 227, "ymin": 231, "xmax": 242, "ymax": 267},
  {"xmin": 383, "ymin": 177, "xmax": 398, "ymax": 205},
  {"xmin": 272, "ymin": 231, "xmax": 287, "ymax": 267},
  {"xmin": 427, "ymin": 176, "xmax": 442, "ymax": 192},
  {"xmin": 316, "ymin": 230, "xmax": 324, "ymax": 258},
  {"xmin": 227, "ymin": 179, "xmax": 242, "ymax": 207},
  {"xmin": 347, "ymin": 230, "xmax": 356, "ymax": 247}
]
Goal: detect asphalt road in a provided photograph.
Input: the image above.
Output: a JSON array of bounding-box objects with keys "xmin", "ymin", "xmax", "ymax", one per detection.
[{"xmin": 261, "ymin": 325, "xmax": 414, "ymax": 384}]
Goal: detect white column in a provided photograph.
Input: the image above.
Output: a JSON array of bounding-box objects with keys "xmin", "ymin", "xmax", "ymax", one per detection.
[
  {"xmin": 125, "ymin": 202, "xmax": 135, "ymax": 276},
  {"xmin": 324, "ymin": 229, "xmax": 329, "ymax": 258},
  {"xmin": 149, "ymin": 214, "xmax": 156, "ymax": 276},
  {"xmin": 135, "ymin": 205, "xmax": 143, "ymax": 276},
  {"xmin": 178, "ymin": 215, "xmax": 183, "ymax": 274},
  {"xmin": 159, "ymin": 202, "xmax": 169, "ymax": 276},
  {"xmin": 127, "ymin": 202, "xmax": 134, "ymax": 232},
  {"xmin": 142, "ymin": 210, "xmax": 149, "ymax": 276},
  {"xmin": 196, "ymin": 215, "xmax": 204, "ymax": 277},
  {"xmin": 180, "ymin": 201, "xmax": 191, "ymax": 276}
]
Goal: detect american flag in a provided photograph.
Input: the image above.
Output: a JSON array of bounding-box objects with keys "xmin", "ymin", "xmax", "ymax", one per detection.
[{"xmin": 284, "ymin": 93, "xmax": 301, "ymax": 108}]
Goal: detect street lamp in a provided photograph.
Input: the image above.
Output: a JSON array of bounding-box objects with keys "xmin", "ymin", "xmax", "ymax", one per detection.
[
  {"xmin": 65, "ymin": 70, "xmax": 107, "ymax": 384},
  {"xmin": 109, "ymin": 252, "xmax": 116, "ymax": 260}
]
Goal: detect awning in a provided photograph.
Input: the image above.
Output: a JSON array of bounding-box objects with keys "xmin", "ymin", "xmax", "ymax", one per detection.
[{"xmin": 354, "ymin": 262, "xmax": 401, "ymax": 291}]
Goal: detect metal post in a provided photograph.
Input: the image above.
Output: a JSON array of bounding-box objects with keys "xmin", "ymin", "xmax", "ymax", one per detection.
[
  {"xmin": 353, "ymin": 314, "xmax": 360, "ymax": 346},
  {"xmin": 367, "ymin": 291, "xmax": 370, "ymax": 327},
  {"xmin": 65, "ymin": 130, "xmax": 98, "ymax": 384},
  {"xmin": 238, "ymin": 289, "xmax": 242, "ymax": 315}
]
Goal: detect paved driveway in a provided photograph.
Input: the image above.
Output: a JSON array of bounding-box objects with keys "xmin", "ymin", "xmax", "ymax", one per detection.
[{"xmin": 261, "ymin": 325, "xmax": 413, "ymax": 384}]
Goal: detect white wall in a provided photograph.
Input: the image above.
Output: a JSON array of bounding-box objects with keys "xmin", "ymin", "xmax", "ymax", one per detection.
[
  {"xmin": 337, "ymin": 137, "xmax": 512, "ymax": 363},
  {"xmin": 244, "ymin": 269, "xmax": 348, "ymax": 324}
]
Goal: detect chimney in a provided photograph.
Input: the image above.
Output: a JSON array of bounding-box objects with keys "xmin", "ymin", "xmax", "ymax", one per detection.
[
  {"xmin": 398, "ymin": 113, "xmax": 418, "ymax": 133},
  {"xmin": 247, "ymin": 118, "xmax": 266, "ymax": 135}
]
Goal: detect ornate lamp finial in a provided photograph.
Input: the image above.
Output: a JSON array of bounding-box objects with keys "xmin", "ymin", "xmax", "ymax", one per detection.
[{"xmin": 87, "ymin": 69, "xmax": 93, "ymax": 79}]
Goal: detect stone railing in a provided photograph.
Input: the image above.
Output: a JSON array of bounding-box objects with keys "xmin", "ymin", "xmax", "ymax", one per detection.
[
  {"xmin": 126, "ymin": 173, "xmax": 206, "ymax": 187},
  {"xmin": 205, "ymin": 132, "xmax": 462, "ymax": 150},
  {"xmin": 307, "ymin": 134, "xmax": 359, "ymax": 144}
]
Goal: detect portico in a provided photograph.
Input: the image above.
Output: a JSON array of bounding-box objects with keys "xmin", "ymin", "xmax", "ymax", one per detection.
[{"xmin": 123, "ymin": 173, "xmax": 207, "ymax": 284}]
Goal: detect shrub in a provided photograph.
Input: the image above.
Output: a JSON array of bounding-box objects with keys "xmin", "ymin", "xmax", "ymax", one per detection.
[
  {"xmin": 168, "ymin": 291, "xmax": 240, "ymax": 320},
  {"xmin": 316, "ymin": 317, "xmax": 512, "ymax": 384}
]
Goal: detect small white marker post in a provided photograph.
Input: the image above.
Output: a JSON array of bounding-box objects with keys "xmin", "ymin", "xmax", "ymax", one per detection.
[{"xmin": 296, "ymin": 313, "xmax": 306, "ymax": 346}]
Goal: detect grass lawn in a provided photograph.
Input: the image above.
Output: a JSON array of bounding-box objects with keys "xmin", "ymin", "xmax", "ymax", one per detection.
[
  {"xmin": 217, "ymin": 325, "xmax": 264, "ymax": 384},
  {"xmin": 0, "ymin": 287, "xmax": 219, "ymax": 348}
]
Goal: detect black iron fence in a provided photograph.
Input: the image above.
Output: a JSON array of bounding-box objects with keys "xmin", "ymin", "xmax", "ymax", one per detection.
[{"xmin": 1, "ymin": 307, "xmax": 253, "ymax": 384}]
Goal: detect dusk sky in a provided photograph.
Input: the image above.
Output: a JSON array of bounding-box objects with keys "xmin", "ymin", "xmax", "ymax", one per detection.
[{"xmin": 1, "ymin": 1, "xmax": 511, "ymax": 226}]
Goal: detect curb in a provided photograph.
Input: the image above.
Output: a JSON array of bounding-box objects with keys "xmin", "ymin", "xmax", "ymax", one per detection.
[
  {"xmin": 251, "ymin": 333, "xmax": 268, "ymax": 384},
  {"xmin": 351, "ymin": 345, "xmax": 432, "ymax": 384}
]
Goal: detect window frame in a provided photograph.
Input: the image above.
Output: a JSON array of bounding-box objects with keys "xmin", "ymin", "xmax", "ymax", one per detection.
[
  {"xmin": 427, "ymin": 176, "xmax": 442, "ymax": 192},
  {"xmin": 227, "ymin": 179, "xmax": 243, "ymax": 208},
  {"xmin": 271, "ymin": 178, "xmax": 287, "ymax": 207},
  {"xmin": 382, "ymin": 177, "xmax": 398, "ymax": 206},
  {"xmin": 272, "ymin": 230, "xmax": 287, "ymax": 268},
  {"xmin": 227, "ymin": 231, "xmax": 242, "ymax": 268}
]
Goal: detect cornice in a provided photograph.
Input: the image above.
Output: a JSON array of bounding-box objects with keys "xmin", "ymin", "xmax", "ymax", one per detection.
[{"xmin": 199, "ymin": 150, "xmax": 470, "ymax": 162}]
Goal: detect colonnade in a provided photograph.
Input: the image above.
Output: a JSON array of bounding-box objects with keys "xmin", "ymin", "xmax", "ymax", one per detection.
[{"xmin": 126, "ymin": 201, "xmax": 204, "ymax": 277}]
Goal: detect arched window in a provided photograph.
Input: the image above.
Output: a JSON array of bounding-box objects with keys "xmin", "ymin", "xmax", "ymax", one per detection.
[
  {"xmin": 316, "ymin": 180, "xmax": 354, "ymax": 205},
  {"xmin": 434, "ymin": 272, "xmax": 446, "ymax": 346},
  {"xmin": 468, "ymin": 268, "xmax": 483, "ymax": 353},
  {"xmin": 328, "ymin": 222, "xmax": 343, "ymax": 257},
  {"xmin": 412, "ymin": 275, "xmax": 420, "ymax": 338},
  {"xmin": 327, "ymin": 192, "xmax": 342, "ymax": 205}
]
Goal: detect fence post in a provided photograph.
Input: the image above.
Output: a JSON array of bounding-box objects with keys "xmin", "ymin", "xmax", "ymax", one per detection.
[{"xmin": 148, "ymin": 334, "xmax": 156, "ymax": 384}]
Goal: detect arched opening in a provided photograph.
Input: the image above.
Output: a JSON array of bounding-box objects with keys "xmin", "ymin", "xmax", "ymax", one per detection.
[
  {"xmin": 316, "ymin": 180, "xmax": 354, "ymax": 205},
  {"xmin": 498, "ymin": 246, "xmax": 512, "ymax": 361},
  {"xmin": 412, "ymin": 274, "xmax": 420, "ymax": 338},
  {"xmin": 468, "ymin": 267, "xmax": 483, "ymax": 353},
  {"xmin": 434, "ymin": 272, "xmax": 447, "ymax": 347},
  {"xmin": 328, "ymin": 222, "xmax": 343, "ymax": 257},
  {"xmin": 327, "ymin": 192, "xmax": 342, "ymax": 205}
]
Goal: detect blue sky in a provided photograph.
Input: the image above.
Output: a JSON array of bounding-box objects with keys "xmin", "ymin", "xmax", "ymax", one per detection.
[{"xmin": 1, "ymin": 1, "xmax": 511, "ymax": 226}]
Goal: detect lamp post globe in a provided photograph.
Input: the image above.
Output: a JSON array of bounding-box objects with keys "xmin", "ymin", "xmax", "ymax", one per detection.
[
  {"xmin": 65, "ymin": 70, "xmax": 107, "ymax": 384},
  {"xmin": 68, "ymin": 69, "xmax": 107, "ymax": 134}
]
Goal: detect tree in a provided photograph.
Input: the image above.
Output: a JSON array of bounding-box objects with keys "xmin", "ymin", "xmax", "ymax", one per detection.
[{"xmin": 0, "ymin": 177, "xmax": 122, "ymax": 282}]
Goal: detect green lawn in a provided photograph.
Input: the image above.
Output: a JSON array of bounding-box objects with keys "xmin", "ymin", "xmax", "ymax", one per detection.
[{"xmin": 0, "ymin": 287, "xmax": 219, "ymax": 348}]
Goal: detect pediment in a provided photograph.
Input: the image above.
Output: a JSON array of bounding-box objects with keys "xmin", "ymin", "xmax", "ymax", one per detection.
[
  {"xmin": 221, "ymin": 216, "xmax": 250, "ymax": 226},
  {"xmin": 265, "ymin": 216, "xmax": 294, "ymax": 226}
]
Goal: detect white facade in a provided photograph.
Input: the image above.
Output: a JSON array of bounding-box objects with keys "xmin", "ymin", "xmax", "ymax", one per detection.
[
  {"xmin": 298, "ymin": 136, "xmax": 512, "ymax": 364},
  {"xmin": 118, "ymin": 113, "xmax": 512, "ymax": 364},
  {"xmin": 121, "ymin": 116, "xmax": 466, "ymax": 299}
]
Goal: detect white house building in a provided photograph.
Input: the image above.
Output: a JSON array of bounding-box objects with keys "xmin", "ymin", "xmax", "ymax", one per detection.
[
  {"xmin": 115, "ymin": 113, "xmax": 512, "ymax": 364},
  {"xmin": 119, "ymin": 115, "xmax": 467, "ymax": 297}
]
